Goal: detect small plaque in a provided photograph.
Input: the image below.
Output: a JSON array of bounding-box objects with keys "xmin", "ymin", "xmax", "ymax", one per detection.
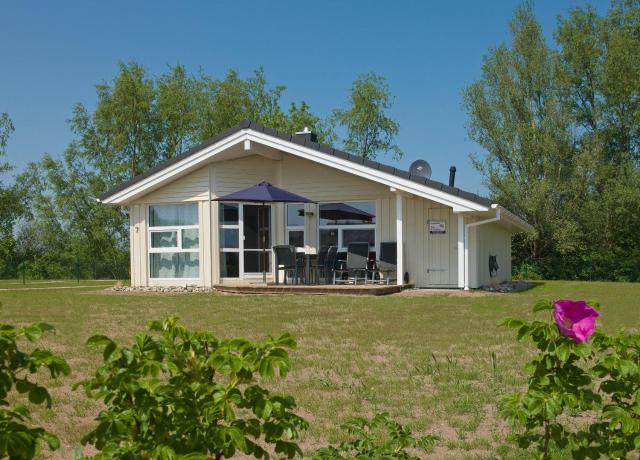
[{"xmin": 429, "ymin": 220, "xmax": 446, "ymax": 234}]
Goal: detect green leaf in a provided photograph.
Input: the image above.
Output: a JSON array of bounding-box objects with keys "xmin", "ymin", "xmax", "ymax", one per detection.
[
  {"xmin": 86, "ymin": 334, "xmax": 113, "ymax": 347},
  {"xmin": 533, "ymin": 299, "xmax": 553, "ymax": 312},
  {"xmin": 556, "ymin": 343, "xmax": 571, "ymax": 362},
  {"xmin": 28, "ymin": 386, "xmax": 50, "ymax": 406},
  {"xmin": 24, "ymin": 324, "xmax": 43, "ymax": 341}
]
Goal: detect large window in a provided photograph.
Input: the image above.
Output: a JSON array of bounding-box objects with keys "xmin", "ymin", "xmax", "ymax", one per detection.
[
  {"xmin": 286, "ymin": 204, "xmax": 305, "ymax": 249},
  {"xmin": 318, "ymin": 201, "xmax": 376, "ymax": 250},
  {"xmin": 219, "ymin": 203, "xmax": 240, "ymax": 278},
  {"xmin": 149, "ymin": 204, "xmax": 199, "ymax": 279}
]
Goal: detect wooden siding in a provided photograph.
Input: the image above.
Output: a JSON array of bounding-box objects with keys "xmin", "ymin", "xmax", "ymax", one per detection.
[
  {"xmin": 279, "ymin": 155, "xmax": 390, "ymax": 201},
  {"xmin": 125, "ymin": 150, "xmax": 512, "ymax": 289},
  {"xmin": 138, "ymin": 165, "xmax": 209, "ymax": 203},
  {"xmin": 475, "ymin": 222, "xmax": 512, "ymax": 287},
  {"xmin": 211, "ymin": 155, "xmax": 277, "ymax": 198}
]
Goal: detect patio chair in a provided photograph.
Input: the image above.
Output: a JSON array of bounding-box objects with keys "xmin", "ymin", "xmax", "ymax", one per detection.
[
  {"xmin": 309, "ymin": 246, "xmax": 328, "ymax": 284},
  {"xmin": 310, "ymin": 246, "xmax": 338, "ymax": 284},
  {"xmin": 272, "ymin": 245, "xmax": 301, "ymax": 285},
  {"xmin": 333, "ymin": 242, "xmax": 369, "ymax": 285},
  {"xmin": 367, "ymin": 241, "xmax": 397, "ymax": 285},
  {"xmin": 325, "ymin": 246, "xmax": 338, "ymax": 283}
]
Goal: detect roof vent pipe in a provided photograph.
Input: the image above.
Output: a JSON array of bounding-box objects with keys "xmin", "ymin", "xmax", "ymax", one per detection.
[
  {"xmin": 294, "ymin": 126, "xmax": 318, "ymax": 143},
  {"xmin": 449, "ymin": 166, "xmax": 457, "ymax": 187}
]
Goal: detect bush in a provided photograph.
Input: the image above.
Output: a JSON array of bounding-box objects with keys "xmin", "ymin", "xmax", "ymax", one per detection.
[
  {"xmin": 499, "ymin": 299, "xmax": 640, "ymax": 458},
  {"xmin": 512, "ymin": 261, "xmax": 543, "ymax": 281},
  {"xmin": 314, "ymin": 413, "xmax": 438, "ymax": 459},
  {"xmin": 75, "ymin": 316, "xmax": 307, "ymax": 459},
  {"xmin": 0, "ymin": 317, "xmax": 70, "ymax": 458}
]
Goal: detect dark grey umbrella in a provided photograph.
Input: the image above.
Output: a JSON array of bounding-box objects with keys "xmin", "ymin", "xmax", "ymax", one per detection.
[{"xmin": 215, "ymin": 182, "xmax": 314, "ymax": 283}]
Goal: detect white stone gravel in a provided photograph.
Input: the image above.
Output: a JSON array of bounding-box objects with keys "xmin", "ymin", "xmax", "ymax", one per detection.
[{"xmin": 106, "ymin": 285, "xmax": 216, "ymax": 293}]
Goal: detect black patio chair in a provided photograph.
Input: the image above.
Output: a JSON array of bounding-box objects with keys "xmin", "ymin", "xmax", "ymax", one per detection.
[
  {"xmin": 309, "ymin": 246, "xmax": 328, "ymax": 284},
  {"xmin": 333, "ymin": 242, "xmax": 369, "ymax": 285},
  {"xmin": 310, "ymin": 246, "xmax": 338, "ymax": 284},
  {"xmin": 325, "ymin": 246, "xmax": 338, "ymax": 283},
  {"xmin": 272, "ymin": 245, "xmax": 301, "ymax": 285},
  {"xmin": 367, "ymin": 241, "xmax": 397, "ymax": 285}
]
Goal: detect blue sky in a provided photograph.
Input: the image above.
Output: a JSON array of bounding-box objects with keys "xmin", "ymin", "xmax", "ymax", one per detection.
[{"xmin": 0, "ymin": 0, "xmax": 606, "ymax": 193}]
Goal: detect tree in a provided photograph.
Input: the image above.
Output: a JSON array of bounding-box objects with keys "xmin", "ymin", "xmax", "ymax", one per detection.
[
  {"xmin": 15, "ymin": 64, "xmax": 335, "ymax": 280},
  {"xmin": 0, "ymin": 114, "xmax": 24, "ymax": 278},
  {"xmin": 464, "ymin": 1, "xmax": 640, "ymax": 280},
  {"xmin": 333, "ymin": 73, "xmax": 402, "ymax": 160},
  {"xmin": 464, "ymin": 3, "xmax": 576, "ymax": 263}
]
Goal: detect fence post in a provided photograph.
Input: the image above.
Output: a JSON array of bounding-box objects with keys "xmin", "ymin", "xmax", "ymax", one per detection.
[{"xmin": 75, "ymin": 256, "xmax": 81, "ymax": 284}]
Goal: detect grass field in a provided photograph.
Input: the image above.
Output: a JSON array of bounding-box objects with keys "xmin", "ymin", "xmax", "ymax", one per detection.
[{"xmin": 1, "ymin": 281, "xmax": 639, "ymax": 459}]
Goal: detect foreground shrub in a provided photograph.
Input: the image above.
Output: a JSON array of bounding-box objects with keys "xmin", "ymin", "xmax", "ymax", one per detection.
[
  {"xmin": 314, "ymin": 413, "xmax": 439, "ymax": 459},
  {"xmin": 0, "ymin": 318, "xmax": 70, "ymax": 458},
  {"xmin": 499, "ymin": 299, "xmax": 640, "ymax": 459},
  {"xmin": 76, "ymin": 316, "xmax": 307, "ymax": 459}
]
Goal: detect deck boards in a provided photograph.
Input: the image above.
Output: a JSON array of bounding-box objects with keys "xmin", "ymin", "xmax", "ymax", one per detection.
[{"xmin": 213, "ymin": 283, "xmax": 414, "ymax": 296}]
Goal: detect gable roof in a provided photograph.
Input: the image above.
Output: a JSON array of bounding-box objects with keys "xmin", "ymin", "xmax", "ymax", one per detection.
[{"xmin": 99, "ymin": 119, "xmax": 493, "ymax": 209}]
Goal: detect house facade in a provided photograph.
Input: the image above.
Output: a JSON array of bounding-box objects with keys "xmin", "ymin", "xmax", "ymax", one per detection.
[{"xmin": 99, "ymin": 120, "xmax": 532, "ymax": 289}]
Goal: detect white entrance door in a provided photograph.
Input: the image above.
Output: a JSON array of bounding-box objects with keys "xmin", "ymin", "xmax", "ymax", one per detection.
[{"xmin": 426, "ymin": 208, "xmax": 456, "ymax": 286}]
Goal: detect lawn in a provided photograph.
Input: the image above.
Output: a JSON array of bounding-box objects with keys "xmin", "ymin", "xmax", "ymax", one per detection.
[{"xmin": 1, "ymin": 281, "xmax": 639, "ymax": 459}]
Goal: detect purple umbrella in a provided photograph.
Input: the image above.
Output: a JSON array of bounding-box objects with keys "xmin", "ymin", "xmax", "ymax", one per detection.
[
  {"xmin": 215, "ymin": 182, "xmax": 314, "ymax": 283},
  {"xmin": 318, "ymin": 202, "xmax": 375, "ymax": 223}
]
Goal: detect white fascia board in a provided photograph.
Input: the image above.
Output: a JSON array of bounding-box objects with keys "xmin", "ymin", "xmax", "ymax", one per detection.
[
  {"xmin": 100, "ymin": 131, "xmax": 246, "ymax": 204},
  {"xmin": 495, "ymin": 205, "xmax": 534, "ymax": 233},
  {"xmin": 247, "ymin": 131, "xmax": 489, "ymax": 212},
  {"xmin": 102, "ymin": 128, "xmax": 489, "ymax": 212}
]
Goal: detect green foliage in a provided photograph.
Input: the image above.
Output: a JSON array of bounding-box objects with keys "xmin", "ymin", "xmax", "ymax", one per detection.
[
  {"xmin": 0, "ymin": 113, "xmax": 25, "ymax": 279},
  {"xmin": 499, "ymin": 300, "xmax": 640, "ymax": 458},
  {"xmin": 314, "ymin": 413, "xmax": 438, "ymax": 459},
  {"xmin": 0, "ymin": 314, "xmax": 70, "ymax": 458},
  {"xmin": 332, "ymin": 73, "xmax": 402, "ymax": 160},
  {"xmin": 75, "ymin": 316, "xmax": 307, "ymax": 459},
  {"xmin": 465, "ymin": 1, "xmax": 640, "ymax": 281},
  {"xmin": 11, "ymin": 64, "xmax": 338, "ymax": 280}
]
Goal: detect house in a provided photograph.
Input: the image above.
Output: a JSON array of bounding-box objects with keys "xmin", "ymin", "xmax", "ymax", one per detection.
[{"xmin": 98, "ymin": 120, "xmax": 532, "ymax": 290}]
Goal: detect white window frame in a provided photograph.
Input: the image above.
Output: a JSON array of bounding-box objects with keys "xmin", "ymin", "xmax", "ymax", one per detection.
[
  {"xmin": 285, "ymin": 204, "xmax": 305, "ymax": 249},
  {"xmin": 218, "ymin": 203, "xmax": 274, "ymax": 279},
  {"xmin": 148, "ymin": 204, "xmax": 199, "ymax": 280},
  {"xmin": 317, "ymin": 201, "xmax": 377, "ymax": 251},
  {"xmin": 219, "ymin": 202, "xmax": 241, "ymax": 279}
]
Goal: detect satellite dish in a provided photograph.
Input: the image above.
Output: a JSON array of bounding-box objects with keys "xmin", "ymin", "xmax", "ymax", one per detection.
[{"xmin": 409, "ymin": 159, "xmax": 432, "ymax": 179}]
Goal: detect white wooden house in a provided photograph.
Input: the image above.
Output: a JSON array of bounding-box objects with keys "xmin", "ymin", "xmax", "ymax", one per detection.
[{"xmin": 98, "ymin": 120, "xmax": 532, "ymax": 289}]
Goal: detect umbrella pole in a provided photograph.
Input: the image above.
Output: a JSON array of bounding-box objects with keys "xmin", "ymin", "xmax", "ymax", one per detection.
[{"xmin": 262, "ymin": 203, "xmax": 266, "ymax": 284}]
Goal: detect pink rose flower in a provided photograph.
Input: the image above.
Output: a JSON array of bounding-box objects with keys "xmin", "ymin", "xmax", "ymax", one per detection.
[{"xmin": 553, "ymin": 300, "xmax": 599, "ymax": 343}]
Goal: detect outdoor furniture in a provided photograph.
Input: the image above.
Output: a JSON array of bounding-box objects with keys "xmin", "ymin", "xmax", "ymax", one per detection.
[
  {"xmin": 216, "ymin": 182, "xmax": 314, "ymax": 283},
  {"xmin": 273, "ymin": 245, "xmax": 301, "ymax": 285},
  {"xmin": 298, "ymin": 252, "xmax": 318, "ymax": 285},
  {"xmin": 308, "ymin": 246, "xmax": 328, "ymax": 284},
  {"xmin": 310, "ymin": 246, "xmax": 338, "ymax": 284},
  {"xmin": 367, "ymin": 241, "xmax": 397, "ymax": 285},
  {"xmin": 333, "ymin": 242, "xmax": 369, "ymax": 285}
]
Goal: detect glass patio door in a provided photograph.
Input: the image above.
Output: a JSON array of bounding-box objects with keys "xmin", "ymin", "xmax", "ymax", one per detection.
[{"xmin": 242, "ymin": 204, "xmax": 271, "ymax": 275}]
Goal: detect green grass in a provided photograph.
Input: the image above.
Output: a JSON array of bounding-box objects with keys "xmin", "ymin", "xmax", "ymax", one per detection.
[{"xmin": 0, "ymin": 280, "xmax": 638, "ymax": 459}]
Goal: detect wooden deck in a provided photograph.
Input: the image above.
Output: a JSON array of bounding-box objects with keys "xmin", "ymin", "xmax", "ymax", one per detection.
[{"xmin": 213, "ymin": 282, "xmax": 414, "ymax": 296}]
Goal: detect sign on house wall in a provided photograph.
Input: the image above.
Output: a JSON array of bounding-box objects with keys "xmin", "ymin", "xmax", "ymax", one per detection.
[{"xmin": 428, "ymin": 220, "xmax": 446, "ymax": 234}]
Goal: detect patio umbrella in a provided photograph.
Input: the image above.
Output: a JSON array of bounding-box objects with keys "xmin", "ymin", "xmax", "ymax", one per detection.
[
  {"xmin": 317, "ymin": 202, "xmax": 375, "ymax": 223},
  {"xmin": 215, "ymin": 182, "xmax": 314, "ymax": 283}
]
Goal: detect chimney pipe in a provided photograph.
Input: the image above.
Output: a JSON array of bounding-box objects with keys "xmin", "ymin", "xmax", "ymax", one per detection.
[
  {"xmin": 294, "ymin": 126, "xmax": 318, "ymax": 143},
  {"xmin": 449, "ymin": 166, "xmax": 456, "ymax": 187}
]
